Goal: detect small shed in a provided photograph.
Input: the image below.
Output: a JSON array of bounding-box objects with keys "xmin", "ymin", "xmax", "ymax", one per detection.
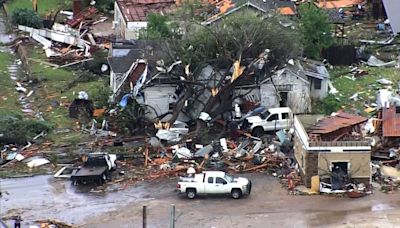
[{"xmin": 260, "ymin": 65, "xmax": 311, "ymax": 114}]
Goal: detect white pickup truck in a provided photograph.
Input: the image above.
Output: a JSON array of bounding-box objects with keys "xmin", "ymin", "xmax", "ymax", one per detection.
[
  {"xmin": 177, "ymin": 171, "xmax": 252, "ymax": 199},
  {"xmin": 241, "ymin": 107, "xmax": 294, "ymax": 137}
]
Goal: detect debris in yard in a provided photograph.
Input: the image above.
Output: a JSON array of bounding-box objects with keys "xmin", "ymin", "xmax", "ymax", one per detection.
[
  {"xmin": 364, "ymin": 56, "xmax": 397, "ymax": 67},
  {"xmin": 26, "ymin": 158, "xmax": 50, "ymax": 168}
]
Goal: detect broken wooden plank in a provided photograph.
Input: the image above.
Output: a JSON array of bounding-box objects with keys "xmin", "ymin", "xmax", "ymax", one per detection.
[
  {"xmin": 242, "ymin": 162, "xmax": 270, "ymax": 172},
  {"xmin": 58, "ymin": 58, "xmax": 94, "ymax": 68},
  {"xmin": 27, "ymin": 58, "xmax": 60, "ymax": 68}
]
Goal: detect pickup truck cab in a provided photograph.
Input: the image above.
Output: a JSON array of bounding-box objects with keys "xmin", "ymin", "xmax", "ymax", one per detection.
[
  {"xmin": 177, "ymin": 171, "xmax": 251, "ymax": 199},
  {"xmin": 241, "ymin": 107, "xmax": 293, "ymax": 137}
]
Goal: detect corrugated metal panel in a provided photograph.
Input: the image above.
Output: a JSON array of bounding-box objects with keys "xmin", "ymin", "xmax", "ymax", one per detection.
[
  {"xmin": 382, "ymin": 106, "xmax": 400, "ymax": 137},
  {"xmin": 309, "ymin": 112, "xmax": 367, "ymax": 134},
  {"xmin": 382, "ymin": 0, "xmax": 400, "ymax": 34}
]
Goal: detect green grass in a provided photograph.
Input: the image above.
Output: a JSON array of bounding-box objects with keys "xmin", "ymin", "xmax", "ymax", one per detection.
[
  {"xmin": 0, "ymin": 162, "xmax": 49, "ymax": 178},
  {"xmin": 4, "ymin": 0, "xmax": 69, "ymax": 17},
  {"xmin": 24, "ymin": 46, "xmax": 107, "ymax": 144},
  {"xmin": 0, "ymin": 52, "xmax": 22, "ymax": 116},
  {"xmin": 329, "ymin": 66, "xmax": 400, "ymax": 115}
]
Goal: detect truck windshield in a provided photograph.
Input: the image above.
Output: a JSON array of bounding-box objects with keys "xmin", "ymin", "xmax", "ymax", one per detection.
[
  {"xmin": 224, "ymin": 175, "xmax": 234, "ymax": 183},
  {"xmin": 260, "ymin": 111, "xmax": 270, "ymax": 119}
]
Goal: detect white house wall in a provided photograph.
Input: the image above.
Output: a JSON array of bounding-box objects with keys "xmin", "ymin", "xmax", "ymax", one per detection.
[
  {"xmin": 382, "ymin": 0, "xmax": 400, "ymax": 34},
  {"xmin": 144, "ymin": 86, "xmax": 177, "ymax": 119},
  {"xmin": 261, "ymin": 71, "xmax": 311, "ymax": 113},
  {"xmin": 126, "ymin": 21, "xmax": 148, "ymax": 40},
  {"xmin": 260, "ymin": 84, "xmax": 279, "ymax": 108}
]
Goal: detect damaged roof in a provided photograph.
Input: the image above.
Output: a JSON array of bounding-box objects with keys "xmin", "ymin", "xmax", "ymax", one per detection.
[
  {"xmin": 108, "ymin": 40, "xmax": 168, "ymax": 74},
  {"xmin": 316, "ymin": 0, "xmax": 363, "ymax": 9},
  {"xmin": 382, "ymin": 106, "xmax": 400, "ymax": 137},
  {"xmin": 309, "ymin": 112, "xmax": 367, "ymax": 135},
  {"xmin": 203, "ymin": 0, "xmax": 295, "ymax": 25},
  {"xmin": 116, "ymin": 0, "xmax": 175, "ymax": 22}
]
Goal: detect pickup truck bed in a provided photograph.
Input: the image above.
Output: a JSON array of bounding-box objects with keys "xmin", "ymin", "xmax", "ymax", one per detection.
[{"xmin": 71, "ymin": 166, "xmax": 108, "ymax": 183}]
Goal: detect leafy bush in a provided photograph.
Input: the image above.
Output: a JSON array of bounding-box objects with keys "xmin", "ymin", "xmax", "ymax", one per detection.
[
  {"xmin": 139, "ymin": 13, "xmax": 180, "ymax": 40},
  {"xmin": 313, "ymin": 95, "xmax": 341, "ymax": 115},
  {"xmin": 85, "ymin": 50, "xmax": 109, "ymax": 75},
  {"xmin": 96, "ymin": 0, "xmax": 114, "ymax": 12},
  {"xmin": 0, "ymin": 115, "xmax": 53, "ymax": 145},
  {"xmin": 92, "ymin": 85, "xmax": 111, "ymax": 108},
  {"xmin": 11, "ymin": 8, "xmax": 43, "ymax": 28}
]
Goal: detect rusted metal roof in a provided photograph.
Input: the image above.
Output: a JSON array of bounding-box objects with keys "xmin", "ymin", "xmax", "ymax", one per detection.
[
  {"xmin": 309, "ymin": 112, "xmax": 367, "ymax": 135},
  {"xmin": 117, "ymin": 0, "xmax": 175, "ymax": 22},
  {"xmin": 382, "ymin": 106, "xmax": 400, "ymax": 137},
  {"xmin": 66, "ymin": 6, "xmax": 98, "ymax": 27}
]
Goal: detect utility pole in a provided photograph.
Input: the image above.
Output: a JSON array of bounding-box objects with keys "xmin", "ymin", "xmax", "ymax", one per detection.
[{"xmin": 142, "ymin": 205, "xmax": 147, "ymax": 228}]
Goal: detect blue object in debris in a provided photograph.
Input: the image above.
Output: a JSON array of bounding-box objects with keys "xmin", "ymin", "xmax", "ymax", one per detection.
[
  {"xmin": 377, "ymin": 23, "xmax": 385, "ymax": 31},
  {"xmin": 6, "ymin": 152, "xmax": 17, "ymax": 161},
  {"xmin": 119, "ymin": 94, "xmax": 131, "ymax": 108}
]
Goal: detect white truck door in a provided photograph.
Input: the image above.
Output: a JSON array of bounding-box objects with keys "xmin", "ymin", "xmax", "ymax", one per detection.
[
  {"xmin": 204, "ymin": 176, "xmax": 217, "ymax": 194},
  {"xmin": 264, "ymin": 113, "xmax": 279, "ymax": 131},
  {"xmin": 280, "ymin": 112, "xmax": 291, "ymax": 130},
  {"xmin": 215, "ymin": 177, "xmax": 230, "ymax": 194}
]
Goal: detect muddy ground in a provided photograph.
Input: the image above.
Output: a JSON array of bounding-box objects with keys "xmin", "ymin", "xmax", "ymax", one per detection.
[{"xmin": 2, "ymin": 173, "xmax": 400, "ymax": 228}]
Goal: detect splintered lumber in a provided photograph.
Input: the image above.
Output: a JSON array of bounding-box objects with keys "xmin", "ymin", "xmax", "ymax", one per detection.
[
  {"xmin": 243, "ymin": 162, "xmax": 270, "ymax": 172},
  {"xmin": 147, "ymin": 167, "xmax": 186, "ymax": 180}
]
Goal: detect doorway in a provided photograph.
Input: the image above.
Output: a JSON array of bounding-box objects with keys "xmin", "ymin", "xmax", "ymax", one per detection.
[{"xmin": 279, "ymin": 92, "xmax": 288, "ymax": 107}]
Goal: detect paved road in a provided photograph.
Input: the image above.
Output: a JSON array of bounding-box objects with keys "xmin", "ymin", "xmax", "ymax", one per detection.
[
  {"xmin": 85, "ymin": 173, "xmax": 400, "ymax": 228},
  {"xmin": 2, "ymin": 174, "xmax": 400, "ymax": 228}
]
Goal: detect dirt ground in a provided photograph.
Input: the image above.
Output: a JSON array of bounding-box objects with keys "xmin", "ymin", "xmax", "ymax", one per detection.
[{"xmin": 2, "ymin": 173, "xmax": 400, "ymax": 228}]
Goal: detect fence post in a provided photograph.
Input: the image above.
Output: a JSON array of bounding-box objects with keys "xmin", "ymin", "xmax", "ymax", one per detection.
[
  {"xmin": 170, "ymin": 204, "xmax": 175, "ymax": 228},
  {"xmin": 143, "ymin": 205, "xmax": 147, "ymax": 228}
]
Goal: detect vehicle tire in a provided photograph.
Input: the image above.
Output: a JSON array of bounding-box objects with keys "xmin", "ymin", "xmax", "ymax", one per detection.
[
  {"xmin": 252, "ymin": 127, "xmax": 264, "ymax": 137},
  {"xmin": 231, "ymin": 189, "xmax": 242, "ymax": 199},
  {"xmin": 248, "ymin": 181, "xmax": 252, "ymax": 195},
  {"xmin": 186, "ymin": 189, "xmax": 196, "ymax": 199}
]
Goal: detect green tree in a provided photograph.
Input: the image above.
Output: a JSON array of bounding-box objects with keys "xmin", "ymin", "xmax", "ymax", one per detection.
[
  {"xmin": 165, "ymin": 10, "xmax": 301, "ymax": 125},
  {"xmin": 12, "ymin": 8, "xmax": 43, "ymax": 28},
  {"xmin": 139, "ymin": 13, "xmax": 179, "ymax": 39},
  {"xmin": 299, "ymin": 3, "xmax": 333, "ymax": 59}
]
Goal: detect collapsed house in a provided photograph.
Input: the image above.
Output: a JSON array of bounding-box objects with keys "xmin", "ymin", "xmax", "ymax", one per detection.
[
  {"xmin": 113, "ymin": 0, "xmax": 176, "ymax": 40},
  {"xmin": 294, "ymin": 112, "xmax": 371, "ymax": 189},
  {"xmin": 109, "ymin": 42, "xmax": 330, "ymax": 121}
]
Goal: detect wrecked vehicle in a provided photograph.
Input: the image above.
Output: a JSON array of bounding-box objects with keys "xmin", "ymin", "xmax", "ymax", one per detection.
[
  {"xmin": 177, "ymin": 171, "xmax": 252, "ymax": 199},
  {"xmin": 71, "ymin": 153, "xmax": 117, "ymax": 185},
  {"xmin": 241, "ymin": 107, "xmax": 294, "ymax": 137}
]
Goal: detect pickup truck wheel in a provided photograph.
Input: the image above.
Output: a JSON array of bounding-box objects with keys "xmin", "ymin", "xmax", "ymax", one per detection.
[
  {"xmin": 231, "ymin": 189, "xmax": 242, "ymax": 199},
  {"xmin": 186, "ymin": 189, "xmax": 196, "ymax": 199},
  {"xmin": 252, "ymin": 127, "xmax": 264, "ymax": 137}
]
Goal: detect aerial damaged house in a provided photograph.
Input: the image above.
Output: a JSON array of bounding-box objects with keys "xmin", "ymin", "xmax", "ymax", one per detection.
[
  {"xmin": 114, "ymin": 0, "xmax": 176, "ymax": 40},
  {"xmin": 260, "ymin": 60, "xmax": 330, "ymax": 114},
  {"xmin": 203, "ymin": 0, "xmax": 296, "ymax": 25},
  {"xmin": 294, "ymin": 113, "xmax": 371, "ymax": 188}
]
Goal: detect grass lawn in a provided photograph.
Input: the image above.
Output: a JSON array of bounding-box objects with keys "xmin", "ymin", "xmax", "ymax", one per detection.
[
  {"xmin": 0, "ymin": 51, "xmax": 22, "ymax": 116},
  {"xmin": 4, "ymin": 0, "xmax": 69, "ymax": 16},
  {"xmin": 25, "ymin": 45, "xmax": 107, "ymax": 145},
  {"xmin": 0, "ymin": 45, "xmax": 97, "ymax": 146},
  {"xmin": 329, "ymin": 65, "xmax": 400, "ymax": 115}
]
